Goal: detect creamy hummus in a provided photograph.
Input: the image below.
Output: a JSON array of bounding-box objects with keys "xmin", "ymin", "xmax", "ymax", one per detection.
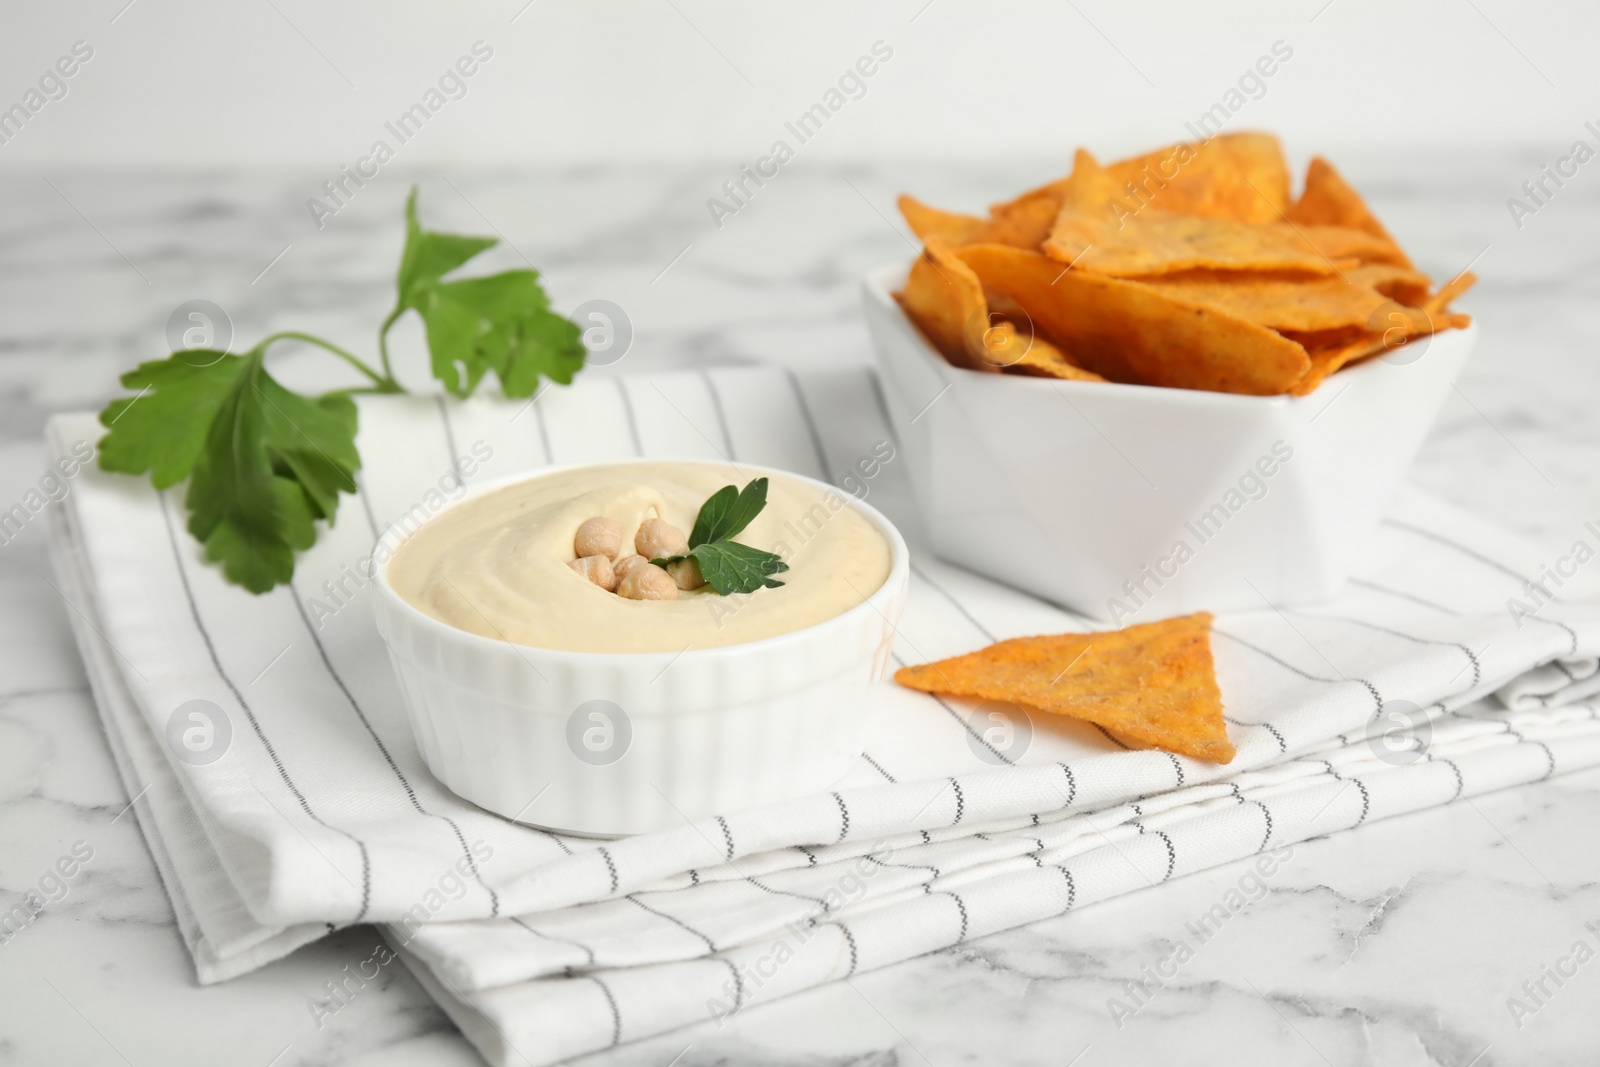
[{"xmin": 387, "ymin": 462, "xmax": 894, "ymax": 652}]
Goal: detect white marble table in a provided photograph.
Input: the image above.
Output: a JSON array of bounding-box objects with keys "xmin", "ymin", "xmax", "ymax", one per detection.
[{"xmin": 3, "ymin": 155, "xmax": 1599, "ymax": 1066}]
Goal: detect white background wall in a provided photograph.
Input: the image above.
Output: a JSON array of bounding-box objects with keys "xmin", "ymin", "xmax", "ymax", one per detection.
[{"xmin": 0, "ymin": 0, "xmax": 1595, "ymax": 170}]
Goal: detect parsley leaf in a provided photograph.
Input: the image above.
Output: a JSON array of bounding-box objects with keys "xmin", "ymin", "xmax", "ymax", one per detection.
[
  {"xmin": 688, "ymin": 477, "xmax": 769, "ymax": 547},
  {"xmin": 98, "ymin": 351, "xmax": 247, "ymax": 488},
  {"xmin": 395, "ymin": 196, "xmax": 498, "ymax": 294},
  {"xmin": 686, "ymin": 541, "xmax": 789, "ymax": 595},
  {"xmin": 654, "ymin": 478, "xmax": 789, "ymax": 595},
  {"xmin": 182, "ymin": 352, "xmax": 360, "ymax": 593},
  {"xmin": 391, "ymin": 190, "xmax": 585, "ymax": 399}
]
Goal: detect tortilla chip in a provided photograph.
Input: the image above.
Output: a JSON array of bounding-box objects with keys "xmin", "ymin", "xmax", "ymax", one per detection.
[
  {"xmin": 895, "ymin": 236, "xmax": 996, "ymax": 372},
  {"xmin": 900, "ymin": 192, "xmax": 1062, "ymax": 252},
  {"xmin": 1290, "ymin": 305, "xmax": 1473, "ymax": 395},
  {"xmin": 996, "ymin": 329, "xmax": 1107, "ymax": 381},
  {"xmin": 1426, "ymin": 270, "xmax": 1478, "ymax": 313},
  {"xmin": 1287, "ymin": 157, "xmax": 1411, "ymax": 266},
  {"xmin": 1345, "ymin": 262, "xmax": 1432, "ymax": 307},
  {"xmin": 898, "ymin": 195, "xmax": 990, "ymax": 247},
  {"xmin": 897, "ymin": 237, "xmax": 1105, "ymax": 377},
  {"xmin": 1006, "ymin": 133, "xmax": 1290, "ymax": 226},
  {"xmin": 1140, "ymin": 270, "xmax": 1392, "ymax": 332},
  {"xmin": 894, "ymin": 612, "xmax": 1233, "ymax": 763},
  {"xmin": 1052, "ymin": 212, "xmax": 1340, "ymax": 277},
  {"xmin": 1106, "ymin": 131, "xmax": 1290, "ymax": 225},
  {"xmin": 1043, "ymin": 153, "xmax": 1336, "ymax": 276},
  {"xmin": 960, "ymin": 244, "xmax": 1310, "ymax": 394},
  {"xmin": 895, "ymin": 139, "xmax": 1468, "ymax": 397},
  {"xmin": 1278, "ymin": 324, "xmax": 1370, "ymax": 352},
  {"xmin": 983, "ymin": 192, "xmax": 1062, "ymax": 250},
  {"xmin": 1277, "ymin": 223, "xmax": 1410, "ymax": 268}
]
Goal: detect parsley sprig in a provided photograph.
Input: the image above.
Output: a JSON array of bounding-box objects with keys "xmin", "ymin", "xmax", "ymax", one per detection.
[
  {"xmin": 96, "ymin": 188, "xmax": 585, "ymax": 593},
  {"xmin": 652, "ymin": 478, "xmax": 789, "ymax": 595}
]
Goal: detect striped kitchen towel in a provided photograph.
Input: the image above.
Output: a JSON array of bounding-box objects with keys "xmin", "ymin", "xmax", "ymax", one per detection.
[{"xmin": 45, "ymin": 364, "xmax": 1600, "ymax": 1066}]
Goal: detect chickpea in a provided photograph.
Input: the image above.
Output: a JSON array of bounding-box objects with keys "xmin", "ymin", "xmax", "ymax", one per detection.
[
  {"xmin": 635, "ymin": 517, "xmax": 689, "ymax": 560},
  {"xmin": 568, "ymin": 554, "xmax": 617, "ymax": 591},
  {"xmin": 574, "ymin": 516, "xmax": 622, "ymax": 560},
  {"xmin": 617, "ymin": 562, "xmax": 679, "ymax": 601},
  {"xmin": 612, "ymin": 554, "xmax": 649, "ymax": 582},
  {"xmin": 666, "ymin": 557, "xmax": 705, "ymax": 590}
]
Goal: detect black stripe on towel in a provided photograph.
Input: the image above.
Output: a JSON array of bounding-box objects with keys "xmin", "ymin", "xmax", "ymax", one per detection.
[
  {"xmin": 512, "ymin": 915, "xmax": 597, "ymax": 967},
  {"xmin": 628, "ymin": 894, "xmax": 717, "ymax": 952},
  {"xmin": 783, "ymin": 368, "xmax": 832, "ymax": 482},
  {"xmin": 290, "ymin": 590, "xmax": 501, "ymax": 917},
  {"xmin": 591, "ymin": 976, "xmax": 622, "ymax": 1047},
  {"xmin": 159, "ymin": 493, "xmax": 373, "ymax": 922}
]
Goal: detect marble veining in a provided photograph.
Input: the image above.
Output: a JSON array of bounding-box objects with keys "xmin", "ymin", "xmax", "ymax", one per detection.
[{"xmin": 2, "ymin": 153, "xmax": 1599, "ymax": 1065}]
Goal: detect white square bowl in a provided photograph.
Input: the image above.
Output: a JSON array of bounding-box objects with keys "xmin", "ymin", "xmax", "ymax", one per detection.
[{"xmin": 863, "ymin": 262, "xmax": 1476, "ymax": 622}]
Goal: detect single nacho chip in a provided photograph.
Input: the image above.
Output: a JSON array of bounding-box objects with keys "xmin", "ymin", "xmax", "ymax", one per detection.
[
  {"xmin": 1278, "ymin": 324, "xmax": 1370, "ymax": 352},
  {"xmin": 895, "ymin": 236, "xmax": 996, "ymax": 372},
  {"xmin": 978, "ymin": 293, "xmax": 1102, "ymax": 378},
  {"xmin": 895, "ymin": 612, "xmax": 1233, "ymax": 763},
  {"xmin": 982, "ymin": 191, "xmax": 1062, "ymax": 250},
  {"xmin": 1035, "ymin": 149, "xmax": 1128, "ymax": 263},
  {"xmin": 1426, "ymin": 270, "xmax": 1478, "ymax": 313},
  {"xmin": 1106, "ymin": 131, "xmax": 1290, "ymax": 225},
  {"xmin": 897, "ymin": 237, "xmax": 1102, "ymax": 377},
  {"xmin": 898, "ymin": 195, "xmax": 990, "ymax": 247},
  {"xmin": 996, "ymin": 329, "xmax": 1107, "ymax": 381},
  {"xmin": 1043, "ymin": 145, "xmax": 1323, "ymax": 276},
  {"xmin": 1283, "ymin": 270, "xmax": 1473, "ymax": 391},
  {"xmin": 1344, "ymin": 262, "xmax": 1432, "ymax": 307},
  {"xmin": 1287, "ymin": 157, "xmax": 1412, "ymax": 266},
  {"xmin": 1050, "ymin": 212, "xmax": 1339, "ymax": 277},
  {"xmin": 1010, "ymin": 133, "xmax": 1290, "ymax": 226},
  {"xmin": 1139, "ymin": 270, "xmax": 1392, "ymax": 332},
  {"xmin": 1289, "ymin": 305, "xmax": 1472, "ymax": 395},
  {"xmin": 900, "ymin": 192, "xmax": 1063, "ymax": 252},
  {"xmin": 1042, "ymin": 152, "xmax": 1335, "ymax": 277},
  {"xmin": 1276, "ymin": 223, "xmax": 1410, "ymax": 268},
  {"xmin": 960, "ymin": 244, "xmax": 1310, "ymax": 394}
]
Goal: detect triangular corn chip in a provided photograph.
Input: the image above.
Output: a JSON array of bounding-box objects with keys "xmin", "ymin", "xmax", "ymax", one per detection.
[
  {"xmin": 895, "ymin": 236, "xmax": 996, "ymax": 372},
  {"xmin": 1139, "ymin": 270, "xmax": 1393, "ymax": 332},
  {"xmin": 1344, "ymin": 262, "xmax": 1432, "ymax": 307},
  {"xmin": 898, "ymin": 195, "xmax": 990, "ymax": 247},
  {"xmin": 1289, "ymin": 274, "xmax": 1476, "ymax": 395},
  {"xmin": 1276, "ymin": 223, "xmax": 1410, "ymax": 268},
  {"xmin": 981, "ymin": 191, "xmax": 1061, "ymax": 250},
  {"xmin": 896, "ymin": 237, "xmax": 1103, "ymax": 378},
  {"xmin": 996, "ymin": 326, "xmax": 1106, "ymax": 381},
  {"xmin": 1287, "ymin": 157, "xmax": 1412, "ymax": 266},
  {"xmin": 1105, "ymin": 131, "xmax": 1290, "ymax": 225},
  {"xmin": 895, "ymin": 612, "xmax": 1233, "ymax": 763},
  {"xmin": 1044, "ymin": 152, "xmax": 1335, "ymax": 277},
  {"xmin": 899, "ymin": 192, "xmax": 1058, "ymax": 251},
  {"xmin": 960, "ymin": 244, "xmax": 1310, "ymax": 394}
]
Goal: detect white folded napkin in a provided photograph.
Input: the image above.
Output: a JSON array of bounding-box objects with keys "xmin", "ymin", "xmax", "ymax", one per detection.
[{"xmin": 46, "ymin": 365, "xmax": 1600, "ymax": 1066}]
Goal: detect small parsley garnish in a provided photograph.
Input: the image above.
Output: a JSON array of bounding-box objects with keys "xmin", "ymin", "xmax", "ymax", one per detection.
[
  {"xmin": 652, "ymin": 478, "xmax": 789, "ymax": 595},
  {"xmin": 96, "ymin": 188, "xmax": 585, "ymax": 593}
]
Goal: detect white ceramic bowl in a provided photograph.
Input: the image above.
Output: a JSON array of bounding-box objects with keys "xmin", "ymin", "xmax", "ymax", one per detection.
[
  {"xmin": 863, "ymin": 261, "xmax": 1476, "ymax": 622},
  {"xmin": 372, "ymin": 460, "xmax": 910, "ymax": 837}
]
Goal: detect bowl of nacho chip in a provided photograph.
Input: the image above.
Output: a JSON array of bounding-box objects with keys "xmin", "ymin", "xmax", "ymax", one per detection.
[{"xmin": 864, "ymin": 132, "xmax": 1476, "ymax": 622}]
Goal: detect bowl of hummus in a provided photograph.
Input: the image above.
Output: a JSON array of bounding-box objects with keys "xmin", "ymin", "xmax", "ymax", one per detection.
[{"xmin": 373, "ymin": 459, "xmax": 908, "ymax": 836}]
